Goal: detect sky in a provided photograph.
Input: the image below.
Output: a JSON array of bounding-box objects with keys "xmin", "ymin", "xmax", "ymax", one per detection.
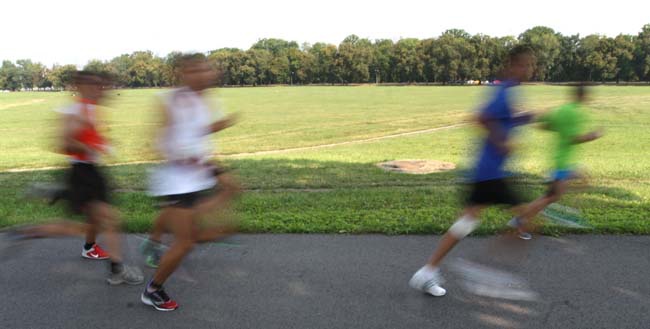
[{"xmin": 2, "ymin": 0, "xmax": 649, "ymax": 67}]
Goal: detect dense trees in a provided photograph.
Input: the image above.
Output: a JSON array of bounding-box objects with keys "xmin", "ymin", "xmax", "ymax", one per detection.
[{"xmin": 2, "ymin": 25, "xmax": 650, "ymax": 90}]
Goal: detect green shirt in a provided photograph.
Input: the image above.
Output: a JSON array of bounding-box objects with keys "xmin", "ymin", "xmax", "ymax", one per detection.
[{"xmin": 540, "ymin": 102, "xmax": 588, "ymax": 170}]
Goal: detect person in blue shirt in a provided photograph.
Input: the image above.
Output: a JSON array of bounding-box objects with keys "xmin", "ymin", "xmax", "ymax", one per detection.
[{"xmin": 409, "ymin": 45, "xmax": 537, "ymax": 297}]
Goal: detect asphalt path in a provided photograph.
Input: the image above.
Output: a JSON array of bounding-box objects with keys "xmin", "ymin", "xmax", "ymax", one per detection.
[{"xmin": 1, "ymin": 234, "xmax": 649, "ymax": 329}]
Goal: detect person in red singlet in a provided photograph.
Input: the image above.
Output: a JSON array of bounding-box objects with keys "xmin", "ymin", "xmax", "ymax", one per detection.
[{"xmin": 9, "ymin": 71, "xmax": 143, "ymax": 285}]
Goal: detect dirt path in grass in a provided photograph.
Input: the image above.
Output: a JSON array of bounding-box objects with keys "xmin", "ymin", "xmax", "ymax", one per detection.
[
  {"xmin": 224, "ymin": 123, "xmax": 468, "ymax": 157},
  {"xmin": 1, "ymin": 123, "xmax": 467, "ymax": 173},
  {"xmin": 0, "ymin": 99, "xmax": 46, "ymax": 110}
]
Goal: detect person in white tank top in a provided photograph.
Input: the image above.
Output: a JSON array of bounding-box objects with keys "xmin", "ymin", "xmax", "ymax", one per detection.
[
  {"xmin": 148, "ymin": 86, "xmax": 219, "ymax": 196},
  {"xmin": 140, "ymin": 54, "xmax": 241, "ymax": 312}
]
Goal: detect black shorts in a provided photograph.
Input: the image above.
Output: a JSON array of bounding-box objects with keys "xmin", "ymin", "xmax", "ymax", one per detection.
[
  {"xmin": 466, "ymin": 178, "xmax": 520, "ymax": 206},
  {"xmin": 67, "ymin": 162, "xmax": 110, "ymax": 214},
  {"xmin": 158, "ymin": 189, "xmax": 215, "ymax": 209}
]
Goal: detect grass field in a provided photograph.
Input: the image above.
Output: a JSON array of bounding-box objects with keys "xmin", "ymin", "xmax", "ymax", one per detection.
[{"xmin": 1, "ymin": 86, "xmax": 649, "ymax": 234}]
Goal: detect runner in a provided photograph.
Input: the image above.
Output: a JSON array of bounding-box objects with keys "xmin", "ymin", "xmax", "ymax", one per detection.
[
  {"xmin": 508, "ymin": 84, "xmax": 603, "ymax": 236},
  {"xmin": 140, "ymin": 54, "xmax": 240, "ymax": 311},
  {"xmin": 9, "ymin": 71, "xmax": 144, "ymax": 285},
  {"xmin": 409, "ymin": 45, "xmax": 539, "ymax": 297}
]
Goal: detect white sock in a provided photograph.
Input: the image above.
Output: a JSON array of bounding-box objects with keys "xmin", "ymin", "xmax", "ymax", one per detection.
[{"xmin": 420, "ymin": 264, "xmax": 439, "ymax": 275}]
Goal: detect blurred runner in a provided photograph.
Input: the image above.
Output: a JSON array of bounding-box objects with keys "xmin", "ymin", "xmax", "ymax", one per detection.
[
  {"xmin": 9, "ymin": 71, "xmax": 143, "ymax": 285},
  {"xmin": 508, "ymin": 84, "xmax": 603, "ymax": 236},
  {"xmin": 409, "ymin": 46, "xmax": 539, "ymax": 297},
  {"xmin": 140, "ymin": 54, "xmax": 240, "ymax": 311}
]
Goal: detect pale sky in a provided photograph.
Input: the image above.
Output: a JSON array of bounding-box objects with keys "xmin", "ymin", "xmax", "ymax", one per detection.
[{"xmin": 2, "ymin": 0, "xmax": 649, "ymax": 67}]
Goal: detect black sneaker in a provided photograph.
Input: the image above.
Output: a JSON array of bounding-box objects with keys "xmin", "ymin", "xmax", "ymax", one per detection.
[{"xmin": 141, "ymin": 286, "xmax": 179, "ymax": 311}]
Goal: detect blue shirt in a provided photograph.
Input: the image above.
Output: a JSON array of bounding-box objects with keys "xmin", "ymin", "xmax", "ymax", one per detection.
[{"xmin": 473, "ymin": 80, "xmax": 521, "ymax": 182}]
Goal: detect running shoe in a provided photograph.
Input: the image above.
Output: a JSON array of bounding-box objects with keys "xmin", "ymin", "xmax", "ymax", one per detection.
[
  {"xmin": 139, "ymin": 238, "xmax": 164, "ymax": 268},
  {"xmin": 82, "ymin": 244, "xmax": 110, "ymax": 260},
  {"xmin": 508, "ymin": 217, "xmax": 532, "ymax": 240},
  {"xmin": 107, "ymin": 265, "xmax": 144, "ymax": 285},
  {"xmin": 141, "ymin": 286, "xmax": 179, "ymax": 311},
  {"xmin": 409, "ymin": 265, "xmax": 447, "ymax": 297}
]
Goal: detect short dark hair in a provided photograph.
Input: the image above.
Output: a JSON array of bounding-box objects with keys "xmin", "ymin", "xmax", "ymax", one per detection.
[
  {"xmin": 177, "ymin": 53, "xmax": 208, "ymax": 70},
  {"xmin": 507, "ymin": 45, "xmax": 534, "ymax": 63},
  {"xmin": 72, "ymin": 70, "xmax": 102, "ymax": 85}
]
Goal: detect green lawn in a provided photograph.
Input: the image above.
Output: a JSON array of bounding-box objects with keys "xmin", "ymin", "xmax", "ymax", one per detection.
[{"xmin": 1, "ymin": 86, "xmax": 648, "ymax": 234}]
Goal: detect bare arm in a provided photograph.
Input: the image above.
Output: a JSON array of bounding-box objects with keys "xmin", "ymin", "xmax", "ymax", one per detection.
[
  {"xmin": 573, "ymin": 128, "xmax": 603, "ymax": 144},
  {"xmin": 207, "ymin": 113, "xmax": 238, "ymax": 135},
  {"xmin": 151, "ymin": 99, "xmax": 170, "ymax": 159}
]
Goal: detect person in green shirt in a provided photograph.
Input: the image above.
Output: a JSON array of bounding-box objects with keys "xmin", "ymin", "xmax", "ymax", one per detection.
[{"xmin": 509, "ymin": 84, "xmax": 603, "ymax": 239}]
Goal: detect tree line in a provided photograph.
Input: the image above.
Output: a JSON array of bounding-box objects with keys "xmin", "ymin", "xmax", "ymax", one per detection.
[{"xmin": 1, "ymin": 25, "xmax": 649, "ymax": 90}]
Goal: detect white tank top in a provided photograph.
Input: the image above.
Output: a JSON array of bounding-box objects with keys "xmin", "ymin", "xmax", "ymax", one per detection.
[{"xmin": 149, "ymin": 88, "xmax": 221, "ymax": 196}]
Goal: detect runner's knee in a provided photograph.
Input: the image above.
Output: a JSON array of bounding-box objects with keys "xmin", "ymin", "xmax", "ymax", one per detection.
[{"xmin": 448, "ymin": 215, "xmax": 479, "ymax": 239}]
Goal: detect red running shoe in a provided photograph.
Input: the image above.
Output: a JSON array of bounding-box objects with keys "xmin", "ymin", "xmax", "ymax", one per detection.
[
  {"xmin": 141, "ymin": 287, "xmax": 179, "ymax": 311},
  {"xmin": 81, "ymin": 244, "xmax": 110, "ymax": 260}
]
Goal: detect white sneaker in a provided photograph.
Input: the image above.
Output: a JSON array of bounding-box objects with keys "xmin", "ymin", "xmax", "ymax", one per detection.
[
  {"xmin": 409, "ymin": 265, "xmax": 447, "ymax": 297},
  {"xmin": 107, "ymin": 265, "xmax": 144, "ymax": 285},
  {"xmin": 508, "ymin": 218, "xmax": 532, "ymax": 240}
]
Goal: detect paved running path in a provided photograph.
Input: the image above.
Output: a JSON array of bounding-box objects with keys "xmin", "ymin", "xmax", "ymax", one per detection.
[{"xmin": 1, "ymin": 234, "xmax": 649, "ymax": 329}]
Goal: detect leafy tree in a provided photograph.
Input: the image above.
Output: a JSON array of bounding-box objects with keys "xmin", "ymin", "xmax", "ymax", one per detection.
[
  {"xmin": 579, "ymin": 35, "xmax": 618, "ymax": 82},
  {"xmin": 427, "ymin": 30, "xmax": 476, "ymax": 83},
  {"xmin": 614, "ymin": 35, "xmax": 637, "ymax": 82},
  {"xmin": 0, "ymin": 60, "xmax": 20, "ymax": 90},
  {"xmin": 391, "ymin": 38, "xmax": 423, "ymax": 82},
  {"xmin": 251, "ymin": 38, "xmax": 299, "ymax": 56},
  {"xmin": 371, "ymin": 39, "xmax": 394, "ymax": 83},
  {"xmin": 5, "ymin": 24, "xmax": 650, "ymax": 89},
  {"xmin": 634, "ymin": 24, "xmax": 650, "ymax": 81},
  {"xmin": 15, "ymin": 59, "xmax": 49, "ymax": 89},
  {"xmin": 162, "ymin": 51, "xmax": 184, "ymax": 86},
  {"xmin": 552, "ymin": 34, "xmax": 581, "ymax": 81},
  {"xmin": 49, "ymin": 64, "xmax": 78, "ymax": 89},
  {"xmin": 308, "ymin": 43, "xmax": 338, "ymax": 84},
  {"xmin": 337, "ymin": 35, "xmax": 372, "ymax": 83},
  {"xmin": 246, "ymin": 48, "xmax": 273, "ymax": 85},
  {"xmin": 519, "ymin": 26, "xmax": 561, "ymax": 81},
  {"xmin": 108, "ymin": 54, "xmax": 133, "ymax": 87}
]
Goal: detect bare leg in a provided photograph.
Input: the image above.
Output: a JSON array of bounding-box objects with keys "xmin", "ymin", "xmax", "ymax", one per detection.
[
  {"xmin": 149, "ymin": 211, "xmax": 172, "ymax": 243},
  {"xmin": 85, "ymin": 214, "xmax": 98, "ymax": 245},
  {"xmin": 87, "ymin": 201, "xmax": 123, "ymax": 263},
  {"xmin": 513, "ymin": 180, "xmax": 568, "ymax": 231},
  {"xmin": 152, "ymin": 207, "xmax": 195, "ymax": 285},
  {"xmin": 193, "ymin": 218, "xmax": 236, "ymax": 243},
  {"xmin": 193, "ymin": 173, "xmax": 241, "ymax": 243},
  {"xmin": 428, "ymin": 206, "xmax": 484, "ymax": 267},
  {"xmin": 20, "ymin": 220, "xmax": 89, "ymax": 238},
  {"xmin": 195, "ymin": 173, "xmax": 241, "ymax": 216}
]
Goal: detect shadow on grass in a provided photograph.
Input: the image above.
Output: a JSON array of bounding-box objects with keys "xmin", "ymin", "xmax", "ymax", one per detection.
[{"xmin": 0, "ymin": 158, "xmax": 647, "ymax": 234}]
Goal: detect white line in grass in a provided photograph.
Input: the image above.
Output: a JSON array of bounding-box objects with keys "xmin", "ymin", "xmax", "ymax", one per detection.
[{"xmin": 1, "ymin": 123, "xmax": 468, "ymax": 173}]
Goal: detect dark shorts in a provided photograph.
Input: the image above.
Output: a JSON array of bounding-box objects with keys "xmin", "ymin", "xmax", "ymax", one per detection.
[
  {"xmin": 466, "ymin": 178, "xmax": 520, "ymax": 206},
  {"xmin": 67, "ymin": 162, "xmax": 109, "ymax": 214},
  {"xmin": 157, "ymin": 189, "xmax": 215, "ymax": 209}
]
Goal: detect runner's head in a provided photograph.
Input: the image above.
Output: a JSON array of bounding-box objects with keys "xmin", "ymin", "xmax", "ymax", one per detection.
[
  {"xmin": 178, "ymin": 53, "xmax": 215, "ymax": 91},
  {"xmin": 72, "ymin": 71, "xmax": 105, "ymax": 101},
  {"xmin": 504, "ymin": 45, "xmax": 534, "ymax": 82},
  {"xmin": 573, "ymin": 83, "xmax": 588, "ymax": 103}
]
